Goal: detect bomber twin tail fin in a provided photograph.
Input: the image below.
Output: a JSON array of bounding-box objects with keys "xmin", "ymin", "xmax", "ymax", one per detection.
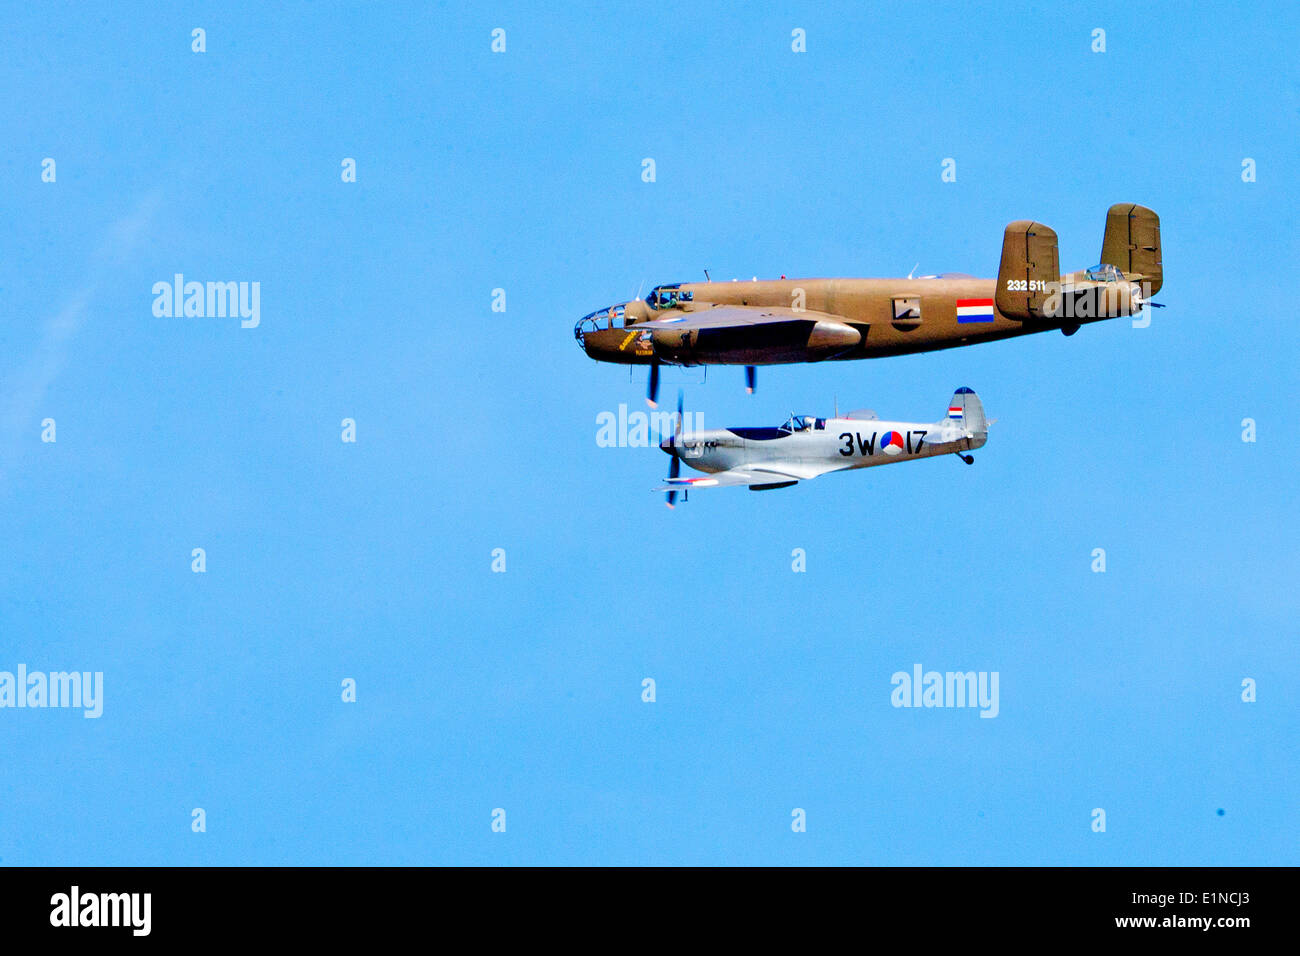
[
  {"xmin": 995, "ymin": 220, "xmax": 1060, "ymax": 321},
  {"xmin": 1100, "ymin": 203, "xmax": 1162, "ymax": 296}
]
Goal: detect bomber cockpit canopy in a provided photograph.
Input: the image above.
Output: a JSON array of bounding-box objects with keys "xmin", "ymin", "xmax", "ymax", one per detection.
[
  {"xmin": 645, "ymin": 284, "xmax": 694, "ymax": 310},
  {"xmin": 1085, "ymin": 263, "xmax": 1126, "ymax": 283},
  {"xmin": 780, "ymin": 414, "xmax": 824, "ymax": 432}
]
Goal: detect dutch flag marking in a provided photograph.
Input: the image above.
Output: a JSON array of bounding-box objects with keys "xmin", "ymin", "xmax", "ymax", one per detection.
[{"xmin": 956, "ymin": 298, "xmax": 995, "ymax": 324}]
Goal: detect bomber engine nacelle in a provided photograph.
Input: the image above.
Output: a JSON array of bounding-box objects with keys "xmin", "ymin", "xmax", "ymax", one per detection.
[
  {"xmin": 995, "ymin": 220, "xmax": 1060, "ymax": 321},
  {"xmin": 647, "ymin": 325, "xmax": 696, "ymax": 363}
]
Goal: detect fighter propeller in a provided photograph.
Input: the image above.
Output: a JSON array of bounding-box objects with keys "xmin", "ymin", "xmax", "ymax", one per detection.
[{"xmin": 664, "ymin": 390, "xmax": 683, "ymax": 508}]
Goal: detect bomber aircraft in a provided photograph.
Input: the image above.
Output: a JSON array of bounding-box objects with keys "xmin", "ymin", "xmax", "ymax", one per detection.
[
  {"xmin": 576, "ymin": 204, "xmax": 1162, "ymax": 406},
  {"xmin": 656, "ymin": 387, "xmax": 990, "ymax": 505}
]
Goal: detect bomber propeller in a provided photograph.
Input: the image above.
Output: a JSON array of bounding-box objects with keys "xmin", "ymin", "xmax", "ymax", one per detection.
[{"xmin": 647, "ymin": 360, "xmax": 660, "ymax": 408}]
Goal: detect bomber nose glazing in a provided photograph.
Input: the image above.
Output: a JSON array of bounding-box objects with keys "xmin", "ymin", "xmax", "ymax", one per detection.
[
  {"xmin": 575, "ymin": 303, "xmax": 628, "ymax": 346},
  {"xmin": 573, "ymin": 316, "xmax": 593, "ymax": 351}
]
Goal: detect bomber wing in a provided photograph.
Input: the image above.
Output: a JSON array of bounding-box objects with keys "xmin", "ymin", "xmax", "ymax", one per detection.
[{"xmin": 635, "ymin": 304, "xmax": 849, "ymax": 331}]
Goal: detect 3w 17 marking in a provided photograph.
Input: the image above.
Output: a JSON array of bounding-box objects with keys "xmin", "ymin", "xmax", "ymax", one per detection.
[{"xmin": 837, "ymin": 431, "xmax": 927, "ymax": 457}]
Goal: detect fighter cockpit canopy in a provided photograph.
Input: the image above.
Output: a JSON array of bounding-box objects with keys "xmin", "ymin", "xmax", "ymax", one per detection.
[{"xmin": 780, "ymin": 414, "xmax": 825, "ymax": 432}]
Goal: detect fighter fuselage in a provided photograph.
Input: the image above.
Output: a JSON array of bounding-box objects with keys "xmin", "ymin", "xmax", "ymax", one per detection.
[{"xmin": 664, "ymin": 414, "xmax": 988, "ymax": 476}]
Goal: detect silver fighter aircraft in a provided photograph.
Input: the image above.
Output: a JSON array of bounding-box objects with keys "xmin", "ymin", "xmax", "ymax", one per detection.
[{"xmin": 657, "ymin": 388, "xmax": 990, "ymax": 505}]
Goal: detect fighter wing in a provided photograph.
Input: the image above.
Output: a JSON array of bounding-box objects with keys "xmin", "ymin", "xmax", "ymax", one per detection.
[
  {"xmin": 747, "ymin": 461, "xmax": 855, "ymax": 481},
  {"xmin": 654, "ymin": 470, "xmax": 769, "ymax": 491},
  {"xmin": 653, "ymin": 460, "xmax": 852, "ymax": 492},
  {"xmin": 635, "ymin": 305, "xmax": 847, "ymax": 331}
]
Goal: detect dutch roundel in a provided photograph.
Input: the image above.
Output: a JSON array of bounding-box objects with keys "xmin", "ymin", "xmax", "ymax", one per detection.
[{"xmin": 880, "ymin": 431, "xmax": 905, "ymax": 456}]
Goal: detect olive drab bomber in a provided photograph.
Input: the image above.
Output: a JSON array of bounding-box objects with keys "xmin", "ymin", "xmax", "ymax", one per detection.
[{"xmin": 574, "ymin": 204, "xmax": 1163, "ymax": 406}]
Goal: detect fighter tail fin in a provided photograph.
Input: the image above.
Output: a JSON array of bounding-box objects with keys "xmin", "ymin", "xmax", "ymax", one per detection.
[{"xmin": 944, "ymin": 387, "xmax": 986, "ymax": 436}]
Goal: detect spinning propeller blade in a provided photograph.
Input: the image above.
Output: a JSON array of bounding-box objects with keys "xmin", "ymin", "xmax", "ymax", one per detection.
[
  {"xmin": 647, "ymin": 361, "xmax": 660, "ymax": 408},
  {"xmin": 666, "ymin": 390, "xmax": 683, "ymax": 508}
]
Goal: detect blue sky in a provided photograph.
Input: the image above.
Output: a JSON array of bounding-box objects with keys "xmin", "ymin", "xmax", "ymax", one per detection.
[{"xmin": 1, "ymin": 1, "xmax": 1296, "ymax": 865}]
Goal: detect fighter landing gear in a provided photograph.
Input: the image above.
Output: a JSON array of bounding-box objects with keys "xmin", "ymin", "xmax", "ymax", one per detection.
[{"xmin": 959, "ymin": 454, "xmax": 975, "ymax": 465}]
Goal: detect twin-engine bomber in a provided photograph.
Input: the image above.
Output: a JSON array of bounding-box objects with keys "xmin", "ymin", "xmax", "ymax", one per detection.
[
  {"xmin": 576, "ymin": 203, "xmax": 1162, "ymax": 406},
  {"xmin": 656, "ymin": 388, "xmax": 990, "ymax": 505}
]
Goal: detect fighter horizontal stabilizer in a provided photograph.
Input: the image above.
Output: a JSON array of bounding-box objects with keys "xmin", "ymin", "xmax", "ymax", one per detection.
[{"xmin": 920, "ymin": 427, "xmax": 973, "ymax": 445}]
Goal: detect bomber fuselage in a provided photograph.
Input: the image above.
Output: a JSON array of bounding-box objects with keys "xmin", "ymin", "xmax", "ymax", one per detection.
[{"xmin": 575, "ymin": 273, "xmax": 1144, "ymax": 367}]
